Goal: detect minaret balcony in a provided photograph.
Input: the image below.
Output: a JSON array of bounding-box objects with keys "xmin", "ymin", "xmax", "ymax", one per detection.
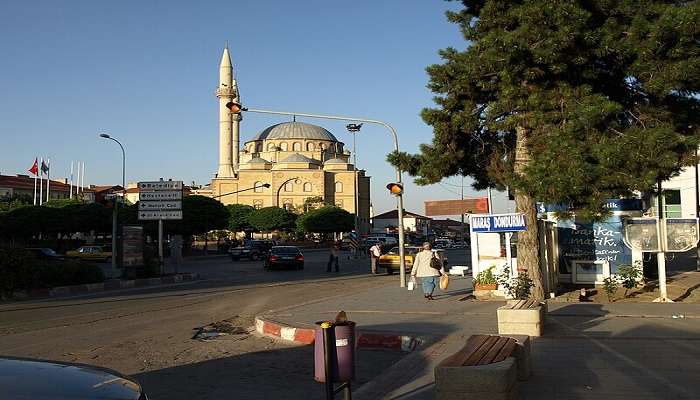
[{"xmin": 215, "ymin": 87, "xmax": 237, "ymax": 97}]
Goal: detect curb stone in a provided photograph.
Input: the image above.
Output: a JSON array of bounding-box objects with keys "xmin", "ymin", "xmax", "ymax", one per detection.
[
  {"xmin": 254, "ymin": 315, "xmax": 425, "ymax": 351},
  {"xmin": 3, "ymin": 273, "xmax": 201, "ymax": 301}
]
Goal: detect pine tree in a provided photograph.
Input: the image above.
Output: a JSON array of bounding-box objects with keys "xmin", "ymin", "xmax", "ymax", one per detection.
[{"xmin": 390, "ymin": 1, "xmax": 700, "ymax": 300}]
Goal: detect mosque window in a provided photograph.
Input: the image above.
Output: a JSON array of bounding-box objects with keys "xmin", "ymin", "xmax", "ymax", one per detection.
[
  {"xmin": 283, "ymin": 199, "xmax": 293, "ymax": 210},
  {"xmin": 280, "ymin": 142, "xmax": 288, "ymax": 151},
  {"xmin": 284, "ymin": 182, "xmax": 293, "ymax": 192},
  {"xmin": 307, "ymin": 142, "xmax": 315, "ymax": 151},
  {"xmin": 320, "ymin": 143, "xmax": 327, "ymax": 150},
  {"xmin": 293, "ymin": 142, "xmax": 302, "ymax": 152},
  {"xmin": 335, "ymin": 182, "xmax": 343, "ymax": 193},
  {"xmin": 253, "ymin": 200, "xmax": 263, "ymax": 209},
  {"xmin": 256, "ymin": 143, "xmax": 263, "ymax": 152},
  {"xmin": 267, "ymin": 143, "xmax": 276, "ymax": 151},
  {"xmin": 336, "ymin": 144, "xmax": 343, "ymax": 153},
  {"xmin": 303, "ymin": 182, "xmax": 312, "ymax": 192},
  {"xmin": 254, "ymin": 181, "xmax": 264, "ymax": 193}
]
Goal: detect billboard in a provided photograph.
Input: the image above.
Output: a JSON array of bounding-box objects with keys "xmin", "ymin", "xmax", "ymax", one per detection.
[{"xmin": 425, "ymin": 198, "xmax": 489, "ymax": 216}]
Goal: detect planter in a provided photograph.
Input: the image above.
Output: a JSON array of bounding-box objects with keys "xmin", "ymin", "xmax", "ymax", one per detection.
[
  {"xmin": 475, "ymin": 284, "xmax": 497, "ymax": 291},
  {"xmin": 473, "ymin": 284, "xmax": 503, "ymax": 301}
]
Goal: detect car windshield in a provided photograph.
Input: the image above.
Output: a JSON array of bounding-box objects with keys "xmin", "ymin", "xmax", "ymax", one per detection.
[
  {"xmin": 387, "ymin": 247, "xmax": 419, "ymax": 255},
  {"xmin": 271, "ymin": 247, "xmax": 300, "ymax": 255}
]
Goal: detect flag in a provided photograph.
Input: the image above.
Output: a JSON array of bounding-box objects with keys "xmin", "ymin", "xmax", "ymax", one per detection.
[
  {"xmin": 28, "ymin": 158, "xmax": 38, "ymax": 175},
  {"xmin": 40, "ymin": 160, "xmax": 49, "ymax": 175}
]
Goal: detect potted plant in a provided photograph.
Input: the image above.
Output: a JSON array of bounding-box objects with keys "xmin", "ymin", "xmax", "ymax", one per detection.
[{"xmin": 473, "ymin": 265, "xmax": 497, "ymax": 290}]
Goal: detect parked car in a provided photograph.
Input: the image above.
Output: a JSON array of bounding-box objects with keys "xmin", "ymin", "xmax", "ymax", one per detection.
[
  {"xmin": 25, "ymin": 247, "xmax": 64, "ymax": 261},
  {"xmin": 229, "ymin": 240, "xmax": 273, "ymax": 261},
  {"xmin": 0, "ymin": 356, "xmax": 147, "ymax": 399},
  {"xmin": 433, "ymin": 239, "xmax": 452, "ymax": 249},
  {"xmin": 65, "ymin": 246, "xmax": 112, "ymax": 262},
  {"xmin": 264, "ymin": 246, "xmax": 304, "ymax": 270},
  {"xmin": 449, "ymin": 241, "xmax": 468, "ymax": 249},
  {"xmin": 363, "ymin": 236, "xmax": 398, "ymax": 248},
  {"xmin": 378, "ymin": 246, "xmax": 448, "ymax": 274}
]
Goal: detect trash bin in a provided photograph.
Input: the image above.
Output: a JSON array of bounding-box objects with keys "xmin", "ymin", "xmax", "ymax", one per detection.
[{"xmin": 314, "ymin": 320, "xmax": 356, "ymax": 383}]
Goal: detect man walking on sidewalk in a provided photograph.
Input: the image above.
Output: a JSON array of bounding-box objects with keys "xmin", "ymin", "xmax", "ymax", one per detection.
[
  {"xmin": 369, "ymin": 243, "xmax": 382, "ymax": 274},
  {"xmin": 327, "ymin": 243, "xmax": 340, "ymax": 272}
]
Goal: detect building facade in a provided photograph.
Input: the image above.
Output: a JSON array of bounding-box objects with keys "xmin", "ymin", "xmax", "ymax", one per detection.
[
  {"xmin": 0, "ymin": 174, "xmax": 95, "ymax": 202},
  {"xmin": 372, "ymin": 210, "xmax": 432, "ymax": 235},
  {"xmin": 208, "ymin": 47, "xmax": 371, "ymax": 233}
]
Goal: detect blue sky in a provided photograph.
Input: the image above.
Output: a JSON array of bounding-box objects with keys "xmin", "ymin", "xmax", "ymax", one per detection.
[{"xmin": 0, "ymin": 0, "xmax": 510, "ymax": 215}]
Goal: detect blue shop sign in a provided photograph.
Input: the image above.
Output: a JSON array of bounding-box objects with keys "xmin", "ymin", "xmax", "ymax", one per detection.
[
  {"xmin": 538, "ymin": 199, "xmax": 643, "ymax": 214},
  {"xmin": 471, "ymin": 214, "xmax": 526, "ymax": 233}
]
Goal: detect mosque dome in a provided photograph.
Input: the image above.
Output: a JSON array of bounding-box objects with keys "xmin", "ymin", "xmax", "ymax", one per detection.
[
  {"xmin": 324, "ymin": 158, "xmax": 347, "ymax": 164},
  {"xmin": 279, "ymin": 153, "xmax": 320, "ymax": 164},
  {"xmin": 251, "ymin": 122, "xmax": 338, "ymax": 142}
]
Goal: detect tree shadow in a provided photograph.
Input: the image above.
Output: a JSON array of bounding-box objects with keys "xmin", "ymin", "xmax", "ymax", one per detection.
[
  {"xmin": 133, "ymin": 322, "xmax": 455, "ymax": 400},
  {"xmin": 520, "ymin": 303, "xmax": 700, "ymax": 399}
]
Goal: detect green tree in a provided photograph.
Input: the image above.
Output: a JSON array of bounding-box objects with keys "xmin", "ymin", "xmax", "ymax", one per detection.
[
  {"xmin": 226, "ymin": 203, "xmax": 255, "ymax": 232},
  {"xmin": 168, "ymin": 195, "xmax": 230, "ymax": 237},
  {"xmin": 390, "ymin": 1, "xmax": 700, "ymax": 300},
  {"xmin": 247, "ymin": 206, "xmax": 296, "ymax": 232},
  {"xmin": 297, "ymin": 206, "xmax": 354, "ymax": 234}
]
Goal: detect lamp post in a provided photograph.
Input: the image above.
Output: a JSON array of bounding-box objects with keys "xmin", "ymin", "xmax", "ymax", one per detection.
[
  {"xmin": 226, "ymin": 102, "xmax": 409, "ymax": 287},
  {"xmin": 212, "ymin": 183, "xmax": 271, "ymax": 199},
  {"xmin": 276, "ymin": 177, "xmax": 301, "ymax": 208},
  {"xmin": 99, "ymin": 133, "xmax": 125, "ymax": 270}
]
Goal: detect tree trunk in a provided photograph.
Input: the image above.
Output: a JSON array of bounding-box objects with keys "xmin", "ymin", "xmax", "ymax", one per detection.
[{"xmin": 514, "ymin": 126, "xmax": 545, "ymax": 300}]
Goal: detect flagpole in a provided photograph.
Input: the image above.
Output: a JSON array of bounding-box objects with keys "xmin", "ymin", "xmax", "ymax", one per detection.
[
  {"xmin": 39, "ymin": 157, "xmax": 44, "ymax": 206},
  {"xmin": 46, "ymin": 158, "xmax": 50, "ymax": 202},
  {"xmin": 81, "ymin": 161, "xmax": 85, "ymax": 194},
  {"xmin": 70, "ymin": 161, "xmax": 73, "ymax": 199},
  {"xmin": 33, "ymin": 158, "xmax": 38, "ymax": 205}
]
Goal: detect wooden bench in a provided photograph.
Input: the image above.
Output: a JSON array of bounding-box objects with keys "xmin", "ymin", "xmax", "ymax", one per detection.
[
  {"xmin": 497, "ymin": 299, "xmax": 545, "ymax": 337},
  {"xmin": 435, "ymin": 335, "xmax": 519, "ymax": 400}
]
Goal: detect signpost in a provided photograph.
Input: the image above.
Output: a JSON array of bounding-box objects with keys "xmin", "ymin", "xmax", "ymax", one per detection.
[
  {"xmin": 470, "ymin": 213, "xmax": 527, "ymax": 233},
  {"xmin": 138, "ymin": 180, "xmax": 183, "ymax": 274}
]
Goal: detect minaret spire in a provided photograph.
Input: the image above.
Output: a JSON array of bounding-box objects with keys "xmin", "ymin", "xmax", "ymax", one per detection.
[{"xmin": 216, "ymin": 46, "xmax": 235, "ymax": 177}]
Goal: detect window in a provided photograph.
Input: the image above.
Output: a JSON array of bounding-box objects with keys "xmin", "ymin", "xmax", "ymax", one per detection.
[
  {"xmin": 307, "ymin": 142, "xmax": 315, "ymax": 151},
  {"xmin": 254, "ymin": 181, "xmax": 264, "ymax": 193},
  {"xmin": 303, "ymin": 182, "xmax": 312, "ymax": 192},
  {"xmin": 320, "ymin": 143, "xmax": 327, "ymax": 150},
  {"xmin": 267, "ymin": 143, "xmax": 276, "ymax": 151},
  {"xmin": 293, "ymin": 142, "xmax": 302, "ymax": 152},
  {"xmin": 256, "ymin": 143, "xmax": 263, "ymax": 152},
  {"xmin": 336, "ymin": 144, "xmax": 343, "ymax": 153},
  {"xmin": 335, "ymin": 182, "xmax": 343, "ymax": 193},
  {"xmin": 253, "ymin": 200, "xmax": 263, "ymax": 209},
  {"xmin": 283, "ymin": 199, "xmax": 293, "ymax": 210},
  {"xmin": 284, "ymin": 182, "xmax": 293, "ymax": 192},
  {"xmin": 280, "ymin": 142, "xmax": 288, "ymax": 151},
  {"xmin": 663, "ymin": 189, "xmax": 682, "ymax": 218}
]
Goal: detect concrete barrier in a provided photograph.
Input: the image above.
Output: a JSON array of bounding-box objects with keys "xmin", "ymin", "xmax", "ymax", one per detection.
[{"xmin": 435, "ymin": 357, "xmax": 517, "ymax": 400}]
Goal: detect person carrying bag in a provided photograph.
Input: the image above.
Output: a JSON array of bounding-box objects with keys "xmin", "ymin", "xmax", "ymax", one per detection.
[{"xmin": 410, "ymin": 242, "xmax": 447, "ymax": 300}]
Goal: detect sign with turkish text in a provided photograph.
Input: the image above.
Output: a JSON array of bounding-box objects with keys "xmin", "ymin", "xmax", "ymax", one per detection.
[
  {"xmin": 138, "ymin": 210, "xmax": 183, "ymax": 220},
  {"xmin": 665, "ymin": 218, "xmax": 699, "ymax": 252},
  {"xmin": 139, "ymin": 191, "xmax": 183, "ymax": 201},
  {"xmin": 138, "ymin": 181, "xmax": 183, "ymax": 191},
  {"xmin": 622, "ymin": 218, "xmax": 660, "ymax": 252},
  {"xmin": 470, "ymin": 213, "xmax": 526, "ymax": 233},
  {"xmin": 138, "ymin": 180, "xmax": 183, "ymax": 221},
  {"xmin": 138, "ymin": 201, "xmax": 182, "ymax": 211},
  {"xmin": 122, "ymin": 225, "xmax": 144, "ymax": 267},
  {"xmin": 425, "ymin": 198, "xmax": 489, "ymax": 216}
]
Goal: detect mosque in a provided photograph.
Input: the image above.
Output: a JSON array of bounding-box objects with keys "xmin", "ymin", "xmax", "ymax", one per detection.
[{"xmin": 208, "ymin": 46, "xmax": 371, "ymax": 234}]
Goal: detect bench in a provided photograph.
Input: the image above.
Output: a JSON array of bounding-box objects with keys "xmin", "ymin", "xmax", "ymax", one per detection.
[
  {"xmin": 435, "ymin": 335, "xmax": 521, "ymax": 400},
  {"xmin": 497, "ymin": 299, "xmax": 545, "ymax": 337}
]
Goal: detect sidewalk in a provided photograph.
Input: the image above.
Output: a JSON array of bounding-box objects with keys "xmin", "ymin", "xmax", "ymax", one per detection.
[{"xmin": 255, "ymin": 275, "xmax": 700, "ymax": 400}]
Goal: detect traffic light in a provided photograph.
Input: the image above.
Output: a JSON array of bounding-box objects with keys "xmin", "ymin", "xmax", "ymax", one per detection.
[{"xmin": 386, "ymin": 182, "xmax": 403, "ymax": 196}]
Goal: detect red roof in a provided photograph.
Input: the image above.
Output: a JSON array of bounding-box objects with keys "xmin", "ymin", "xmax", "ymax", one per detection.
[
  {"xmin": 373, "ymin": 209, "xmax": 432, "ymax": 220},
  {"xmin": 0, "ymin": 174, "xmax": 96, "ymax": 192}
]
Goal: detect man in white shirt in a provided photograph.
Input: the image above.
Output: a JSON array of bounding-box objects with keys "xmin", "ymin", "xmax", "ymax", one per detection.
[{"xmin": 369, "ymin": 243, "xmax": 382, "ymax": 275}]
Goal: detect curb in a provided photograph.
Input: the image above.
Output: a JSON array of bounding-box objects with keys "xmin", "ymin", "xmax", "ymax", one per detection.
[
  {"xmin": 254, "ymin": 315, "xmax": 424, "ymax": 352},
  {"xmin": 11, "ymin": 273, "xmax": 200, "ymax": 301}
]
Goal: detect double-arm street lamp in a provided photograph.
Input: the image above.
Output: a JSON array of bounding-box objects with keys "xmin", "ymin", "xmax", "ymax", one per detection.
[
  {"xmin": 276, "ymin": 177, "xmax": 301, "ymax": 209},
  {"xmin": 226, "ymin": 102, "xmax": 409, "ymax": 287},
  {"xmin": 99, "ymin": 133, "xmax": 126, "ymax": 270}
]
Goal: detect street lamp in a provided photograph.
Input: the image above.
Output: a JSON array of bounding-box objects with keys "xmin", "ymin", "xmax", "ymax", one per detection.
[
  {"xmin": 277, "ymin": 177, "xmax": 301, "ymax": 208},
  {"xmin": 347, "ymin": 123, "xmax": 362, "ymax": 258},
  {"xmin": 226, "ymin": 102, "xmax": 409, "ymax": 287},
  {"xmin": 212, "ymin": 183, "xmax": 271, "ymax": 199},
  {"xmin": 99, "ymin": 133, "xmax": 126, "ymax": 271}
]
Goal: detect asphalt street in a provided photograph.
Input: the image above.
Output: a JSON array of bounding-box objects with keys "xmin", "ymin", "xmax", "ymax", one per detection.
[{"xmin": 0, "ymin": 248, "xmax": 470, "ymax": 399}]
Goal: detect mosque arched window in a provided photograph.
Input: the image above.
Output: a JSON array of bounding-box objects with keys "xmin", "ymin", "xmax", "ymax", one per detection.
[
  {"xmin": 335, "ymin": 182, "xmax": 343, "ymax": 193},
  {"xmin": 267, "ymin": 143, "xmax": 276, "ymax": 151},
  {"xmin": 320, "ymin": 143, "xmax": 327, "ymax": 150},
  {"xmin": 293, "ymin": 142, "xmax": 302, "ymax": 152},
  {"xmin": 254, "ymin": 181, "xmax": 265, "ymax": 193},
  {"xmin": 307, "ymin": 142, "xmax": 315, "ymax": 151},
  {"xmin": 256, "ymin": 142, "xmax": 263, "ymax": 153},
  {"xmin": 303, "ymin": 182, "xmax": 312, "ymax": 192},
  {"xmin": 284, "ymin": 182, "xmax": 293, "ymax": 192},
  {"xmin": 280, "ymin": 142, "xmax": 288, "ymax": 151},
  {"xmin": 336, "ymin": 144, "xmax": 343, "ymax": 153}
]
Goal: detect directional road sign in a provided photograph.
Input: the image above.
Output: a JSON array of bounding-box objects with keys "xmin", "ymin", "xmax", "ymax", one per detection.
[
  {"xmin": 138, "ymin": 201, "xmax": 182, "ymax": 211},
  {"xmin": 138, "ymin": 210, "xmax": 183, "ymax": 220},
  {"xmin": 139, "ymin": 191, "xmax": 183, "ymax": 201},
  {"xmin": 138, "ymin": 181, "xmax": 183, "ymax": 191}
]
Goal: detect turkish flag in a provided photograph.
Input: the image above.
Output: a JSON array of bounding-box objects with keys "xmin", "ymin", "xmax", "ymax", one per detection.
[{"xmin": 28, "ymin": 158, "xmax": 38, "ymax": 175}]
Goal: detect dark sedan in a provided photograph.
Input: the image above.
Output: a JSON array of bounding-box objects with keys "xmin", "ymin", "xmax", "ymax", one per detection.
[
  {"xmin": 264, "ymin": 246, "xmax": 304, "ymax": 270},
  {"xmin": 0, "ymin": 356, "xmax": 147, "ymax": 399}
]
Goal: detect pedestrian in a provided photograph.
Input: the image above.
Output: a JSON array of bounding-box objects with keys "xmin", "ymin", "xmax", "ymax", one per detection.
[
  {"xmin": 327, "ymin": 243, "xmax": 340, "ymax": 272},
  {"xmin": 369, "ymin": 243, "xmax": 382, "ymax": 274},
  {"xmin": 410, "ymin": 242, "xmax": 446, "ymax": 300}
]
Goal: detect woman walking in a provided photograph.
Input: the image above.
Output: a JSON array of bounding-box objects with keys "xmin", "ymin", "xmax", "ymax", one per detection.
[{"xmin": 410, "ymin": 242, "xmax": 446, "ymax": 300}]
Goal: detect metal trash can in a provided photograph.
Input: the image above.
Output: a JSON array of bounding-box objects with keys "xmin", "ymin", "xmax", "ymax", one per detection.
[{"xmin": 314, "ymin": 320, "xmax": 356, "ymax": 383}]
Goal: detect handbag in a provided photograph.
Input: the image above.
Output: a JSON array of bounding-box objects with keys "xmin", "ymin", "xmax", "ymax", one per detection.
[{"xmin": 430, "ymin": 255, "xmax": 442, "ymax": 270}]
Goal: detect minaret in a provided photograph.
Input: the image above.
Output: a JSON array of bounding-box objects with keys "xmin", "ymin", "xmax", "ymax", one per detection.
[
  {"xmin": 231, "ymin": 55, "xmax": 241, "ymax": 170},
  {"xmin": 216, "ymin": 45, "xmax": 235, "ymax": 177}
]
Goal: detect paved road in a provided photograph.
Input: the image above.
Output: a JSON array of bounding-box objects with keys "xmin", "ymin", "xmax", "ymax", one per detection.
[{"xmin": 0, "ymin": 249, "xmax": 468, "ymax": 399}]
